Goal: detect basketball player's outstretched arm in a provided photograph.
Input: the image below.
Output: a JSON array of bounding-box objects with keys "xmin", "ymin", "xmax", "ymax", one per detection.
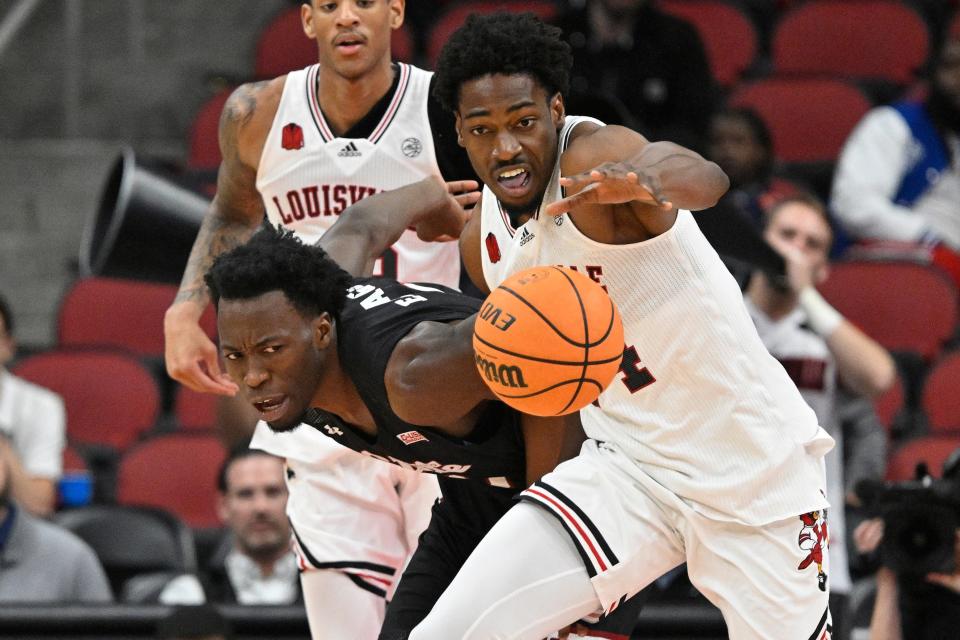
[
  {"xmin": 318, "ymin": 176, "xmax": 479, "ymax": 277},
  {"xmin": 545, "ymin": 126, "xmax": 729, "ymax": 230},
  {"xmin": 164, "ymin": 79, "xmax": 282, "ymax": 395}
]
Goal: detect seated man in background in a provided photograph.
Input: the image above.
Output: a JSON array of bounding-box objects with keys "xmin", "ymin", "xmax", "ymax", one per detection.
[
  {"xmin": 0, "ymin": 447, "xmax": 112, "ymax": 602},
  {"xmin": 744, "ymin": 194, "xmax": 896, "ymax": 640},
  {"xmin": 161, "ymin": 447, "xmax": 299, "ymax": 605},
  {"xmin": 831, "ymin": 28, "xmax": 960, "ymax": 286},
  {"xmin": 0, "ymin": 293, "xmax": 65, "ymax": 516}
]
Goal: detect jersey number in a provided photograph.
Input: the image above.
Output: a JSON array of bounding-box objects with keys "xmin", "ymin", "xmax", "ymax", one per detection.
[{"xmin": 618, "ymin": 345, "xmax": 656, "ymax": 393}]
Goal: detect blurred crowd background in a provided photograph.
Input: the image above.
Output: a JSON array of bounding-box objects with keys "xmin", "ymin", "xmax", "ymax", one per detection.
[{"xmin": 2, "ymin": 0, "xmax": 960, "ymax": 638}]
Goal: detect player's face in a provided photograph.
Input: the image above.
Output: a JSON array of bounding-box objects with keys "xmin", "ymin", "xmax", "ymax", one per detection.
[
  {"xmin": 708, "ymin": 114, "xmax": 766, "ymax": 189},
  {"xmin": 302, "ymin": 0, "xmax": 404, "ymax": 81},
  {"xmin": 456, "ymin": 74, "xmax": 565, "ymax": 216},
  {"xmin": 218, "ymin": 291, "xmax": 332, "ymax": 432},
  {"xmin": 219, "ymin": 455, "xmax": 291, "ymax": 558},
  {"xmin": 765, "ymin": 202, "xmax": 833, "ymax": 277}
]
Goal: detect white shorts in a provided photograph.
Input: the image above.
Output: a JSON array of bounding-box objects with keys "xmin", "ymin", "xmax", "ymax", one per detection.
[
  {"xmin": 250, "ymin": 422, "xmax": 440, "ymax": 599},
  {"xmin": 520, "ymin": 439, "xmax": 832, "ymax": 639}
]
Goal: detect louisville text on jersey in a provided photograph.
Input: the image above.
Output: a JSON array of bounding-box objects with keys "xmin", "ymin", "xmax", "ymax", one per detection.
[{"xmin": 270, "ymin": 184, "xmax": 381, "ymax": 223}]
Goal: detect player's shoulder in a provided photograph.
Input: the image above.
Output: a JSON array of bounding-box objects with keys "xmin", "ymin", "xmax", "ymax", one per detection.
[
  {"xmin": 221, "ymin": 76, "xmax": 286, "ymax": 136},
  {"xmin": 561, "ymin": 122, "xmax": 649, "ymax": 175}
]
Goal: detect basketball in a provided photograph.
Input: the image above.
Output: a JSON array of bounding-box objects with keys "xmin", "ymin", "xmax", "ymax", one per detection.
[{"xmin": 473, "ymin": 266, "xmax": 625, "ymax": 416}]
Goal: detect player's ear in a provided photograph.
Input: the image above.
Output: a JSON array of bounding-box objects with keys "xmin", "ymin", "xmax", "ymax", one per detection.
[
  {"xmin": 550, "ymin": 93, "xmax": 566, "ymax": 128},
  {"xmin": 454, "ymin": 112, "xmax": 465, "ymax": 147},
  {"xmin": 313, "ymin": 313, "xmax": 334, "ymax": 350},
  {"xmin": 389, "ymin": 0, "xmax": 405, "ymax": 29},
  {"xmin": 301, "ymin": 3, "xmax": 316, "ymax": 40}
]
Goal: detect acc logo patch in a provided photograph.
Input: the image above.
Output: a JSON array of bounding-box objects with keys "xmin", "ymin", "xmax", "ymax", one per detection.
[{"xmin": 401, "ymin": 137, "xmax": 422, "ymax": 158}]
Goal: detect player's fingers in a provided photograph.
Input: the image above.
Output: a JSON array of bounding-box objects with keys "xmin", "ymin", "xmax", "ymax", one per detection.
[
  {"xmin": 454, "ymin": 191, "xmax": 482, "ymax": 209},
  {"xmin": 446, "ymin": 179, "xmax": 479, "ymax": 194},
  {"xmin": 558, "ymin": 168, "xmax": 606, "ymax": 190},
  {"xmin": 544, "ymin": 182, "xmax": 601, "ymax": 216},
  {"xmin": 176, "ymin": 360, "xmax": 238, "ymax": 396}
]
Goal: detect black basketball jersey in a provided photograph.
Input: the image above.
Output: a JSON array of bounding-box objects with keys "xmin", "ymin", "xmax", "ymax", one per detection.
[{"xmin": 299, "ymin": 276, "xmax": 527, "ymax": 489}]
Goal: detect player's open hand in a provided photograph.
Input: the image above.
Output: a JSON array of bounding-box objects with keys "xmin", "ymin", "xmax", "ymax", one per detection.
[
  {"xmin": 545, "ymin": 162, "xmax": 673, "ymax": 216},
  {"xmin": 164, "ymin": 301, "xmax": 238, "ymax": 396},
  {"xmin": 415, "ymin": 178, "xmax": 480, "ymax": 242}
]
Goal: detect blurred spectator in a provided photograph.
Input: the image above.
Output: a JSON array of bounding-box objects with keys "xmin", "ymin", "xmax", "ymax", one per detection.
[
  {"xmin": 161, "ymin": 448, "xmax": 299, "ymax": 605},
  {"xmin": 555, "ymin": 0, "xmax": 715, "ymax": 150},
  {"xmin": 0, "ymin": 293, "xmax": 65, "ymax": 516},
  {"xmin": 744, "ymin": 195, "xmax": 895, "ymax": 639},
  {"xmin": 157, "ymin": 604, "xmax": 232, "ymax": 640},
  {"xmin": 0, "ymin": 448, "xmax": 112, "ymax": 602},
  {"xmin": 831, "ymin": 30, "xmax": 960, "ymax": 285},
  {"xmin": 708, "ymin": 107, "xmax": 802, "ymax": 228}
]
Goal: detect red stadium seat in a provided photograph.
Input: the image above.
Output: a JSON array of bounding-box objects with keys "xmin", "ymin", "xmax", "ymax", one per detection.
[
  {"xmin": 874, "ymin": 372, "xmax": 905, "ymax": 435},
  {"xmin": 173, "ymin": 385, "xmax": 219, "ymax": 431},
  {"xmin": 58, "ymin": 277, "xmax": 217, "ymax": 359},
  {"xmin": 922, "ymin": 352, "xmax": 960, "ymax": 434},
  {"xmin": 117, "ymin": 433, "xmax": 227, "ymax": 529},
  {"xmin": 659, "ymin": 0, "xmax": 758, "ymax": 87},
  {"xmin": 886, "ymin": 436, "xmax": 960, "ymax": 481},
  {"xmin": 426, "ymin": 1, "xmax": 560, "ymax": 69},
  {"xmin": 63, "ymin": 444, "xmax": 89, "ymax": 473},
  {"xmin": 254, "ymin": 6, "xmax": 414, "ymax": 79},
  {"xmin": 772, "ymin": 0, "xmax": 930, "ymax": 86},
  {"xmin": 729, "ymin": 78, "xmax": 872, "ymax": 163},
  {"xmin": 818, "ymin": 261, "xmax": 958, "ymax": 360},
  {"xmin": 14, "ymin": 349, "xmax": 160, "ymax": 451},
  {"xmin": 187, "ymin": 87, "xmax": 234, "ymax": 172}
]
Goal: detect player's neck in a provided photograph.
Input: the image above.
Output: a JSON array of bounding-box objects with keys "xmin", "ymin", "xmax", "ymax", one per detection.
[
  {"xmin": 310, "ymin": 335, "xmax": 377, "ymax": 433},
  {"xmin": 746, "ymin": 274, "xmax": 798, "ymax": 321},
  {"xmin": 316, "ymin": 59, "xmax": 395, "ymax": 137}
]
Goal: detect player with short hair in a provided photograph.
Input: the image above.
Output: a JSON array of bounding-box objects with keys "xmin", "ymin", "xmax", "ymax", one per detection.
[
  {"xmin": 162, "ymin": 1, "xmax": 472, "ymax": 636},
  {"xmin": 404, "ymin": 13, "xmax": 836, "ymax": 639}
]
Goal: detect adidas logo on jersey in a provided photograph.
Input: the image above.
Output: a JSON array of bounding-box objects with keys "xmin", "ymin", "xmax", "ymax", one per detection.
[
  {"xmin": 337, "ymin": 142, "xmax": 362, "ymax": 158},
  {"xmin": 519, "ymin": 227, "xmax": 536, "ymax": 246}
]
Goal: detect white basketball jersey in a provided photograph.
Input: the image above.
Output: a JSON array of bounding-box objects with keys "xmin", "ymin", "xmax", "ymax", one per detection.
[
  {"xmin": 250, "ymin": 63, "xmax": 448, "ymax": 570},
  {"xmin": 257, "ymin": 62, "xmax": 460, "ymax": 288},
  {"xmin": 746, "ymin": 300, "xmax": 851, "ymax": 593},
  {"xmin": 479, "ymin": 117, "xmax": 834, "ymax": 525}
]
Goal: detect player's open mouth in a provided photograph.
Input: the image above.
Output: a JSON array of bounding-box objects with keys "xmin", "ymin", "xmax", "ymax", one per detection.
[
  {"xmin": 496, "ymin": 167, "xmax": 531, "ymax": 197},
  {"xmin": 253, "ymin": 395, "xmax": 288, "ymax": 421},
  {"xmin": 334, "ymin": 34, "xmax": 365, "ymax": 55}
]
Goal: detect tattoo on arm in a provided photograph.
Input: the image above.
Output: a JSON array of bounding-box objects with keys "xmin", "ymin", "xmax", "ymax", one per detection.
[{"xmin": 174, "ymin": 81, "xmax": 269, "ymax": 305}]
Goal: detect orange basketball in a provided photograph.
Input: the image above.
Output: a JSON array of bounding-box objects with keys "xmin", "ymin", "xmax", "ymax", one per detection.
[{"xmin": 473, "ymin": 266, "xmax": 625, "ymax": 416}]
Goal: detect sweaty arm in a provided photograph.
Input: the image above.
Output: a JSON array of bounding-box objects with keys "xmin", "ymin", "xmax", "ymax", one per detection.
[
  {"xmin": 164, "ymin": 79, "xmax": 281, "ymax": 394},
  {"xmin": 548, "ymin": 125, "xmax": 728, "ymax": 238}
]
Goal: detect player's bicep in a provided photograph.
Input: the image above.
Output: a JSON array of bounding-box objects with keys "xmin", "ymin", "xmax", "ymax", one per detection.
[
  {"xmin": 459, "ymin": 193, "xmax": 490, "ymax": 295},
  {"xmin": 212, "ymin": 83, "xmax": 270, "ymax": 227},
  {"xmin": 385, "ymin": 316, "xmax": 494, "ymax": 432}
]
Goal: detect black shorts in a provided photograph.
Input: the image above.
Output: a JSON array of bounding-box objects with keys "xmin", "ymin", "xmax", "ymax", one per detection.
[{"xmin": 378, "ymin": 478, "xmax": 646, "ymax": 639}]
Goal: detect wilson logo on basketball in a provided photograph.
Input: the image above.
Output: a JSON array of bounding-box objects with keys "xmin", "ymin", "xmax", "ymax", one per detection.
[
  {"xmin": 479, "ymin": 302, "xmax": 516, "ymax": 331},
  {"xmin": 474, "ymin": 354, "xmax": 528, "ymax": 389}
]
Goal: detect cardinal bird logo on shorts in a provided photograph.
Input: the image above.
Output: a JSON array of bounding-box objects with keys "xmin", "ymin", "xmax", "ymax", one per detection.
[
  {"xmin": 485, "ymin": 232, "xmax": 501, "ymax": 263},
  {"xmin": 281, "ymin": 122, "xmax": 304, "ymax": 150},
  {"xmin": 797, "ymin": 510, "xmax": 829, "ymax": 592}
]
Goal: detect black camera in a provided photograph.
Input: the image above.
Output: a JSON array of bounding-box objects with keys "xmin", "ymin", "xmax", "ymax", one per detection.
[
  {"xmin": 862, "ymin": 456, "xmax": 960, "ymax": 577},
  {"xmin": 877, "ymin": 475, "xmax": 960, "ymax": 576}
]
